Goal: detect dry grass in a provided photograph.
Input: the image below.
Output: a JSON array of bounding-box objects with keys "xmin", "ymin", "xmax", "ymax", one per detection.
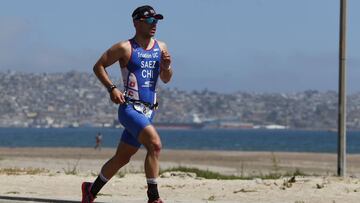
[
  {"xmin": 63, "ymin": 159, "xmax": 80, "ymax": 175},
  {"xmin": 0, "ymin": 167, "xmax": 49, "ymax": 175}
]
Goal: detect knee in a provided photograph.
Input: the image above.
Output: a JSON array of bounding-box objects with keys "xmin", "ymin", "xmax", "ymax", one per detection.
[
  {"xmin": 148, "ymin": 141, "xmax": 162, "ymax": 157},
  {"xmin": 139, "ymin": 126, "xmax": 162, "ymax": 156}
]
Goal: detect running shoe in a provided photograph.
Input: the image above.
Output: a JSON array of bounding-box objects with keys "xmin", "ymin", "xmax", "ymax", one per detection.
[
  {"xmin": 81, "ymin": 182, "xmax": 95, "ymax": 203},
  {"xmin": 148, "ymin": 198, "xmax": 164, "ymax": 203}
]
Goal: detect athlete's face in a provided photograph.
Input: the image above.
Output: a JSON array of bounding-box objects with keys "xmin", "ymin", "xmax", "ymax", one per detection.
[{"xmin": 134, "ymin": 17, "xmax": 158, "ymax": 37}]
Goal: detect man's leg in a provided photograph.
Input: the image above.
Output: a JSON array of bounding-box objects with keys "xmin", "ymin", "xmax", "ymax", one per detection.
[
  {"xmin": 90, "ymin": 141, "xmax": 139, "ymax": 197},
  {"xmin": 138, "ymin": 125, "xmax": 162, "ymax": 202}
]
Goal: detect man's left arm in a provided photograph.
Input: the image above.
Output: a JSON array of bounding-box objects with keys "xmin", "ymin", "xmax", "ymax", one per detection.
[{"xmin": 159, "ymin": 41, "xmax": 173, "ymax": 83}]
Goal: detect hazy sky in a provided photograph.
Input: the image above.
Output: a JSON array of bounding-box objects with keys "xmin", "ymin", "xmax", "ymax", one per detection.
[{"xmin": 1, "ymin": 0, "xmax": 359, "ymax": 93}]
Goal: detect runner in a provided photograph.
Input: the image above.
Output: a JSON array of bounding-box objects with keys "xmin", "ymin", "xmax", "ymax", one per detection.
[{"xmin": 81, "ymin": 5, "xmax": 172, "ymax": 203}]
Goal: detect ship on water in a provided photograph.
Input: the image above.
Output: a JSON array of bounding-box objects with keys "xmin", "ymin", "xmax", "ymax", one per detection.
[{"xmin": 154, "ymin": 114, "xmax": 204, "ymax": 129}]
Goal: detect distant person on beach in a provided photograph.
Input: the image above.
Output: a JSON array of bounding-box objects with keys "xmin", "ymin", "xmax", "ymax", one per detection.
[
  {"xmin": 81, "ymin": 5, "xmax": 172, "ymax": 203},
  {"xmin": 94, "ymin": 132, "xmax": 102, "ymax": 151}
]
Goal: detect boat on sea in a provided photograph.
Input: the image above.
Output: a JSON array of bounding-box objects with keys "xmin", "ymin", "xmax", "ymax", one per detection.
[
  {"xmin": 153, "ymin": 122, "xmax": 204, "ymax": 129},
  {"xmin": 154, "ymin": 114, "xmax": 204, "ymax": 129}
]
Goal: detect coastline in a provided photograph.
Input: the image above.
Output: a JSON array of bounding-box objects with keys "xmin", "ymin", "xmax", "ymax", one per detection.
[
  {"xmin": 1, "ymin": 147, "xmax": 360, "ymax": 202},
  {"xmin": 1, "ymin": 147, "xmax": 360, "ymax": 176}
]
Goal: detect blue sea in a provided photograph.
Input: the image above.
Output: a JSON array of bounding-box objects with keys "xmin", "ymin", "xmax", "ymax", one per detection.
[{"xmin": 0, "ymin": 128, "xmax": 359, "ymax": 154}]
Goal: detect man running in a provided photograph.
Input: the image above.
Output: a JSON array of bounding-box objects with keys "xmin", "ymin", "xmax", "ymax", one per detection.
[{"xmin": 81, "ymin": 5, "xmax": 172, "ymax": 203}]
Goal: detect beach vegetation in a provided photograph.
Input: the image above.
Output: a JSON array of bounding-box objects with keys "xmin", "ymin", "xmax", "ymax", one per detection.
[
  {"xmin": 291, "ymin": 168, "xmax": 307, "ymax": 176},
  {"xmin": 97, "ymin": 193, "xmax": 112, "ymax": 197},
  {"xmin": 5, "ymin": 191, "xmax": 20, "ymax": 194},
  {"xmin": 115, "ymin": 167, "xmax": 144, "ymax": 178},
  {"xmin": 116, "ymin": 170, "xmax": 126, "ymax": 178},
  {"xmin": 63, "ymin": 159, "xmax": 80, "ymax": 175},
  {"xmin": 160, "ymin": 166, "xmax": 308, "ymax": 180},
  {"xmin": 160, "ymin": 166, "xmax": 243, "ymax": 180},
  {"xmin": 0, "ymin": 167, "xmax": 49, "ymax": 175},
  {"xmin": 207, "ymin": 195, "xmax": 215, "ymax": 201},
  {"xmin": 258, "ymin": 168, "xmax": 308, "ymax": 180},
  {"xmin": 63, "ymin": 166, "xmax": 78, "ymax": 175}
]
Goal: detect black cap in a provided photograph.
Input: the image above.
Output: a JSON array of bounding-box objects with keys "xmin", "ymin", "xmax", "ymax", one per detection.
[{"xmin": 132, "ymin": 5, "xmax": 164, "ymax": 20}]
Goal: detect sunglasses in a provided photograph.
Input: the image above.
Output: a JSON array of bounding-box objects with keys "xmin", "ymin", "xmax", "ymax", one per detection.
[{"xmin": 140, "ymin": 17, "xmax": 158, "ymax": 25}]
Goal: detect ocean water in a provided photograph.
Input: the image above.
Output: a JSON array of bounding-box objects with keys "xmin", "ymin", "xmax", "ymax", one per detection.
[{"xmin": 0, "ymin": 128, "xmax": 359, "ymax": 153}]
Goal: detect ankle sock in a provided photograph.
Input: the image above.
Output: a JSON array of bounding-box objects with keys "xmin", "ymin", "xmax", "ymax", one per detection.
[
  {"xmin": 147, "ymin": 178, "xmax": 159, "ymax": 201},
  {"xmin": 90, "ymin": 172, "xmax": 109, "ymax": 197}
]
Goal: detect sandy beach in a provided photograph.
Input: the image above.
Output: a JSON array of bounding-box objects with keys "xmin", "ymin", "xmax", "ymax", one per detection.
[{"xmin": 1, "ymin": 147, "xmax": 360, "ymax": 202}]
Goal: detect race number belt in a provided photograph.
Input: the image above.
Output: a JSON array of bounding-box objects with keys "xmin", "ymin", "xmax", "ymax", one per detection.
[{"xmin": 125, "ymin": 97, "xmax": 158, "ymax": 118}]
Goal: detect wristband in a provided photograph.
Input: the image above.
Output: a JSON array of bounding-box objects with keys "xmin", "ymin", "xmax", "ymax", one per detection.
[{"xmin": 107, "ymin": 84, "xmax": 117, "ymax": 93}]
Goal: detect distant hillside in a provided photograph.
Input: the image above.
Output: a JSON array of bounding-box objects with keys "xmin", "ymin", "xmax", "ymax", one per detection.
[{"xmin": 1, "ymin": 71, "xmax": 360, "ymax": 129}]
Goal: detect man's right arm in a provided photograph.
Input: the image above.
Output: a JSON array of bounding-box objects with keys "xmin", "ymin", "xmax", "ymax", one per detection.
[{"xmin": 93, "ymin": 42, "xmax": 127, "ymax": 104}]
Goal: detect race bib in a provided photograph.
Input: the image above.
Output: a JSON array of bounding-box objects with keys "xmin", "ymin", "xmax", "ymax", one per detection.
[{"xmin": 133, "ymin": 103, "xmax": 153, "ymax": 118}]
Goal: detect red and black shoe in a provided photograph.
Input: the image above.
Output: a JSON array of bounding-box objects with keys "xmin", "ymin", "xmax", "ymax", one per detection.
[{"xmin": 81, "ymin": 182, "xmax": 95, "ymax": 203}]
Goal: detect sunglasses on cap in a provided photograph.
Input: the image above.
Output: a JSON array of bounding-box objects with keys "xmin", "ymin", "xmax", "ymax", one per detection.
[{"xmin": 140, "ymin": 17, "xmax": 158, "ymax": 25}]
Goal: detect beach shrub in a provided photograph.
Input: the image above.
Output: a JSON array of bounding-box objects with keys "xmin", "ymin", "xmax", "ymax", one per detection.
[
  {"xmin": 160, "ymin": 167, "xmax": 244, "ymax": 180},
  {"xmin": 160, "ymin": 166, "xmax": 308, "ymax": 180},
  {"xmin": 0, "ymin": 167, "xmax": 49, "ymax": 175},
  {"xmin": 63, "ymin": 160, "xmax": 80, "ymax": 175}
]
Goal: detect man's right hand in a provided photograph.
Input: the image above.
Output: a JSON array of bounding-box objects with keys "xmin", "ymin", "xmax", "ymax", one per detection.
[{"xmin": 110, "ymin": 88, "xmax": 126, "ymax": 104}]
